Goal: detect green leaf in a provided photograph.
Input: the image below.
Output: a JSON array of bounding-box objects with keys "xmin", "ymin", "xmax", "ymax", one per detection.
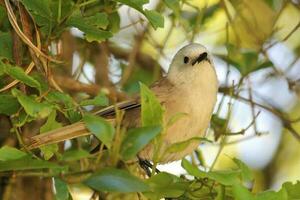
[
  {"xmin": 233, "ymin": 181, "xmax": 298, "ymax": 200},
  {"xmin": 249, "ymin": 181, "xmax": 300, "ymax": 200},
  {"xmin": 0, "ymin": 63, "xmax": 4, "ymax": 76},
  {"xmin": 46, "ymin": 91, "xmax": 74, "ymax": 107},
  {"xmin": 40, "ymin": 111, "xmax": 62, "ymax": 133},
  {"xmin": 67, "ymin": 12, "xmax": 112, "ymax": 42},
  {"xmin": 3, "ymin": 64, "xmax": 41, "ymax": 90},
  {"xmin": 84, "ymin": 168, "xmax": 150, "ymax": 192},
  {"xmin": 50, "ymin": 0, "xmax": 73, "ymax": 23},
  {"xmin": 40, "ymin": 144, "xmax": 58, "ymax": 161},
  {"xmin": 207, "ymin": 170, "xmax": 241, "ymax": 186},
  {"xmin": 31, "ymin": 73, "xmax": 49, "ymax": 93},
  {"xmin": 215, "ymin": 185, "xmax": 226, "ymax": 200},
  {"xmin": 0, "ymin": 155, "xmax": 64, "ymax": 171},
  {"xmin": 0, "ymin": 146, "xmax": 27, "ymax": 161},
  {"xmin": 116, "ymin": 0, "xmax": 148, "ymax": 9},
  {"xmin": 39, "ymin": 111, "xmax": 62, "ymax": 160},
  {"xmin": 232, "ymin": 184, "xmax": 254, "ymax": 200},
  {"xmin": 281, "ymin": 181, "xmax": 300, "ymax": 199},
  {"xmin": 80, "ymin": 93, "xmax": 109, "ymax": 106},
  {"xmin": 108, "ymin": 11, "xmax": 120, "ymax": 33},
  {"xmin": 0, "ymin": 32, "xmax": 13, "ymax": 61},
  {"xmin": 0, "ymin": 94, "xmax": 20, "ymax": 115},
  {"xmin": 144, "ymin": 172, "xmax": 187, "ymax": 199},
  {"xmin": 140, "ymin": 82, "xmax": 164, "ymax": 126},
  {"xmin": 166, "ymin": 137, "xmax": 212, "ymax": 153},
  {"xmin": 0, "ymin": 7, "xmax": 7, "ymax": 23},
  {"xmin": 255, "ymin": 61, "xmax": 273, "ymax": 71},
  {"xmin": 46, "ymin": 91, "xmax": 81, "ymax": 122},
  {"xmin": 163, "ymin": 0, "xmax": 180, "ymax": 17},
  {"xmin": 0, "ymin": 7, "xmax": 10, "ymax": 32},
  {"xmin": 182, "ymin": 158, "xmax": 240, "ymax": 185},
  {"xmin": 167, "ymin": 112, "xmax": 189, "ymax": 127},
  {"xmin": 115, "ymin": 0, "xmax": 164, "ymax": 29},
  {"xmin": 217, "ymin": 45, "xmax": 273, "ymax": 76},
  {"xmin": 84, "ymin": 13, "xmax": 109, "ymax": 29},
  {"xmin": 83, "ymin": 114, "xmax": 114, "ymax": 149},
  {"xmin": 61, "ymin": 149, "xmax": 90, "ymax": 161},
  {"xmin": 121, "ymin": 126, "xmax": 162, "ymax": 160},
  {"xmin": 181, "ymin": 158, "xmax": 204, "ymax": 177},
  {"xmin": 54, "ymin": 178, "xmax": 69, "ymax": 200},
  {"xmin": 12, "ymin": 89, "xmax": 53, "ymax": 118},
  {"xmin": 143, "ymin": 10, "xmax": 164, "ymax": 29},
  {"xmin": 211, "ymin": 114, "xmax": 228, "ymax": 140},
  {"xmin": 255, "ymin": 190, "xmax": 286, "ymax": 200},
  {"xmin": 211, "ymin": 114, "xmax": 227, "ymax": 128},
  {"xmin": 20, "ymin": 0, "xmax": 55, "ymax": 34},
  {"xmin": 66, "ymin": 110, "xmax": 82, "ymax": 123},
  {"xmin": 11, "ymin": 110, "xmax": 35, "ymax": 127},
  {"xmin": 233, "ymin": 158, "xmax": 253, "ymax": 182},
  {"xmin": 21, "ymin": 0, "xmax": 52, "ymax": 18}
]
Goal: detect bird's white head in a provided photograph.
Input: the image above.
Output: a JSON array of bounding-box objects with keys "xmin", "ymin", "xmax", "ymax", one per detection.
[{"xmin": 167, "ymin": 43, "xmax": 217, "ymax": 87}]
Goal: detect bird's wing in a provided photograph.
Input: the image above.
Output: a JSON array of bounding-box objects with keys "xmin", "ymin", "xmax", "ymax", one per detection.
[
  {"xmin": 94, "ymin": 77, "xmax": 174, "ymax": 117},
  {"xmin": 93, "ymin": 99, "xmax": 140, "ymax": 117},
  {"xmin": 27, "ymin": 78, "xmax": 173, "ymax": 149},
  {"xmin": 150, "ymin": 77, "xmax": 175, "ymax": 105},
  {"xmin": 27, "ymin": 99, "xmax": 139, "ymax": 149}
]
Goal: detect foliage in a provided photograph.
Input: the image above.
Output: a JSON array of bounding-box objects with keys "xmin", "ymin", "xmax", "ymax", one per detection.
[{"xmin": 0, "ymin": 0, "xmax": 300, "ymax": 199}]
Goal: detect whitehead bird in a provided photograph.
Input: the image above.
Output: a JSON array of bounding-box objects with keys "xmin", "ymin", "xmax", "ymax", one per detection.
[{"xmin": 28, "ymin": 43, "xmax": 218, "ymax": 163}]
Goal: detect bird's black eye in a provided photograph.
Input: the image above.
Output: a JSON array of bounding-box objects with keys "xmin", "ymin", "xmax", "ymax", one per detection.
[{"xmin": 183, "ymin": 56, "xmax": 189, "ymax": 64}]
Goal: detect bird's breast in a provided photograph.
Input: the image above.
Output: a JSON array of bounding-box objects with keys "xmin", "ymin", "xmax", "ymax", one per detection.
[
  {"xmin": 166, "ymin": 81, "xmax": 217, "ymax": 140},
  {"xmin": 139, "ymin": 63, "xmax": 218, "ymax": 162}
]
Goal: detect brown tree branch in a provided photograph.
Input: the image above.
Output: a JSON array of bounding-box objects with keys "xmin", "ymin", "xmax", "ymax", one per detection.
[
  {"xmin": 94, "ymin": 42, "xmax": 110, "ymax": 86},
  {"xmin": 53, "ymin": 75, "xmax": 126, "ymax": 100},
  {"xmin": 53, "ymin": 75, "xmax": 101, "ymax": 96},
  {"xmin": 12, "ymin": 29, "xmax": 22, "ymax": 66},
  {"xmin": 18, "ymin": 3, "xmax": 45, "ymax": 73},
  {"xmin": 108, "ymin": 43, "xmax": 161, "ymax": 73},
  {"xmin": 120, "ymin": 33, "xmax": 146, "ymax": 86},
  {"xmin": 4, "ymin": 0, "xmax": 60, "ymax": 63}
]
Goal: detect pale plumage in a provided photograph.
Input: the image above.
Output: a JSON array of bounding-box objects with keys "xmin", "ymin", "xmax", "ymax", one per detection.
[
  {"xmin": 28, "ymin": 43, "xmax": 218, "ymax": 163},
  {"xmin": 139, "ymin": 44, "xmax": 218, "ymax": 162}
]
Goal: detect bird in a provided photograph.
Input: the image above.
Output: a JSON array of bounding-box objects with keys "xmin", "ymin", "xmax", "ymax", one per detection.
[{"xmin": 27, "ymin": 43, "xmax": 218, "ymax": 163}]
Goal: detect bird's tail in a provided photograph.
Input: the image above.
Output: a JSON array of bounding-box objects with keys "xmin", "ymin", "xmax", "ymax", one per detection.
[
  {"xmin": 27, "ymin": 122, "xmax": 90, "ymax": 149},
  {"xmin": 27, "ymin": 121, "xmax": 96, "ymax": 150},
  {"xmin": 26, "ymin": 100, "xmax": 137, "ymax": 150}
]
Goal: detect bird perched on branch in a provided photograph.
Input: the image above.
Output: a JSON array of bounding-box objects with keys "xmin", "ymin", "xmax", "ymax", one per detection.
[{"xmin": 28, "ymin": 43, "xmax": 218, "ymax": 163}]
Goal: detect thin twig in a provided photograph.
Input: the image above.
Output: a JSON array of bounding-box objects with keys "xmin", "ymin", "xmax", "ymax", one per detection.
[
  {"xmin": 4, "ymin": 0, "xmax": 61, "ymax": 63},
  {"xmin": 226, "ymin": 111, "xmax": 261, "ymax": 136},
  {"xmin": 0, "ymin": 62, "xmax": 35, "ymax": 92},
  {"xmin": 265, "ymin": 20, "xmax": 300, "ymax": 50},
  {"xmin": 220, "ymin": 88, "xmax": 300, "ymax": 142},
  {"xmin": 247, "ymin": 78, "xmax": 259, "ymax": 135}
]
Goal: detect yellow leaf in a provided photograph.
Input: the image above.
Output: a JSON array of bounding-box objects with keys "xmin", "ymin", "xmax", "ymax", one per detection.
[
  {"xmin": 142, "ymin": 17, "xmax": 185, "ymax": 58},
  {"xmin": 275, "ymin": 3, "xmax": 300, "ymax": 49},
  {"xmin": 199, "ymin": 9, "xmax": 228, "ymax": 45},
  {"xmin": 229, "ymin": 0, "xmax": 275, "ymax": 49},
  {"xmin": 186, "ymin": 0, "xmax": 220, "ymax": 10}
]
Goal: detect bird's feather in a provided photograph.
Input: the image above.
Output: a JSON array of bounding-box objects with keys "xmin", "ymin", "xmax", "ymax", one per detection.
[
  {"xmin": 27, "ymin": 78, "xmax": 173, "ymax": 150},
  {"xmin": 27, "ymin": 43, "xmax": 218, "ymax": 163}
]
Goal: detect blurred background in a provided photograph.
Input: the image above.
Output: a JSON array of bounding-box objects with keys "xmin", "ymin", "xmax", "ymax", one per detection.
[
  {"xmin": 69, "ymin": 0, "xmax": 300, "ymax": 193},
  {"xmin": 1, "ymin": 0, "xmax": 300, "ymax": 199},
  {"xmin": 60, "ymin": 0, "xmax": 300, "ymax": 197}
]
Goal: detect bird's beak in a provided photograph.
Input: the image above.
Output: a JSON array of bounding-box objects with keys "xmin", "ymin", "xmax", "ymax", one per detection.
[{"xmin": 192, "ymin": 52, "xmax": 209, "ymax": 66}]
